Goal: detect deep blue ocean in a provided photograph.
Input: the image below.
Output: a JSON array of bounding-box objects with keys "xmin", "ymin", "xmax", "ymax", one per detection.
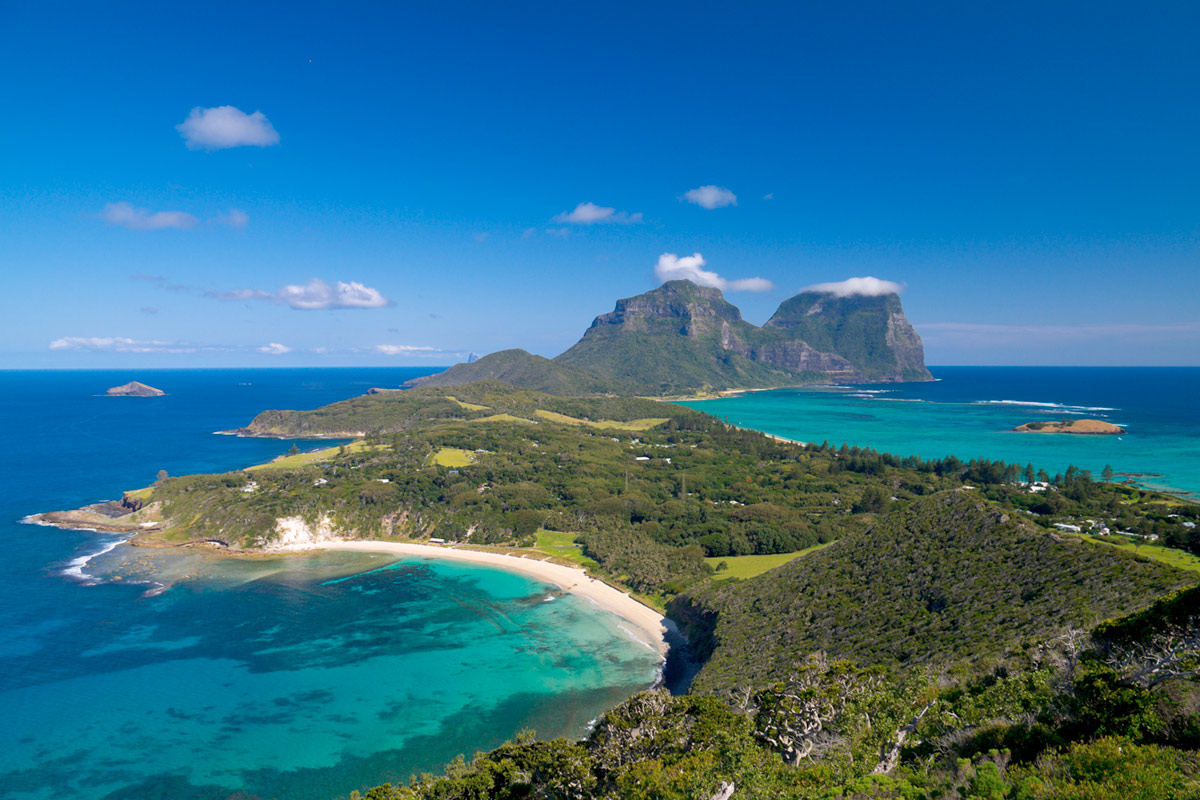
[
  {"xmin": 0, "ymin": 370, "xmax": 661, "ymax": 800},
  {"xmin": 682, "ymin": 367, "xmax": 1200, "ymax": 499}
]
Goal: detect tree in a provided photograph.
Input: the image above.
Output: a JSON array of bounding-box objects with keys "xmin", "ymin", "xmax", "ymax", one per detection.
[
  {"xmin": 1102, "ymin": 464, "xmax": 1115, "ymax": 482},
  {"xmin": 289, "ymin": 443, "xmax": 300, "ymax": 456},
  {"xmin": 156, "ymin": 469, "xmax": 168, "ymax": 483},
  {"xmin": 1024, "ymin": 463, "xmax": 1036, "ymax": 484}
]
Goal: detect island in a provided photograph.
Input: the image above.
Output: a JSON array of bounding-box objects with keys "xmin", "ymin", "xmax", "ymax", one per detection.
[
  {"xmin": 105, "ymin": 381, "xmax": 165, "ymax": 397},
  {"xmin": 1014, "ymin": 418, "xmax": 1124, "ymax": 434}
]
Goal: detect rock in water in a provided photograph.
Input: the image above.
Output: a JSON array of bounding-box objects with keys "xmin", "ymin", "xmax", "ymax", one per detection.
[{"xmin": 105, "ymin": 381, "xmax": 165, "ymax": 397}]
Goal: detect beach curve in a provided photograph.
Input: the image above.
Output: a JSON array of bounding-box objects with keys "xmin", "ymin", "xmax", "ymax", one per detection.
[{"xmin": 274, "ymin": 540, "xmax": 672, "ymax": 657}]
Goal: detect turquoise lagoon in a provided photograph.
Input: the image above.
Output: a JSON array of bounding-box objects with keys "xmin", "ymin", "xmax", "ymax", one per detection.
[
  {"xmin": 0, "ymin": 370, "xmax": 661, "ymax": 800},
  {"xmin": 680, "ymin": 367, "xmax": 1200, "ymax": 499}
]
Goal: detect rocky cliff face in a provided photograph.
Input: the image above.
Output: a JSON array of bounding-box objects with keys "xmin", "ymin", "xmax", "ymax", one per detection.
[
  {"xmin": 555, "ymin": 280, "xmax": 931, "ymax": 390},
  {"xmin": 763, "ymin": 292, "xmax": 932, "ymax": 382}
]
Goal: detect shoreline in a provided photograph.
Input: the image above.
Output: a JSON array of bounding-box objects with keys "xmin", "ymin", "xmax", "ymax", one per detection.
[{"xmin": 273, "ymin": 539, "xmax": 672, "ymax": 658}]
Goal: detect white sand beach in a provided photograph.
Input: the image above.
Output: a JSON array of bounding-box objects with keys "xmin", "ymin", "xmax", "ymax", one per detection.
[{"xmin": 277, "ymin": 540, "xmax": 671, "ymax": 657}]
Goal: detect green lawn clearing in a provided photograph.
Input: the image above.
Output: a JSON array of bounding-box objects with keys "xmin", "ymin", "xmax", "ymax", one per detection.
[
  {"xmin": 445, "ymin": 396, "xmax": 491, "ymax": 412},
  {"xmin": 533, "ymin": 409, "xmax": 668, "ymax": 431},
  {"xmin": 248, "ymin": 440, "xmax": 375, "ymax": 472},
  {"xmin": 430, "ymin": 447, "xmax": 475, "ymax": 468},
  {"xmin": 705, "ymin": 543, "xmax": 831, "ymax": 580},
  {"xmin": 1079, "ymin": 534, "xmax": 1200, "ymax": 574}
]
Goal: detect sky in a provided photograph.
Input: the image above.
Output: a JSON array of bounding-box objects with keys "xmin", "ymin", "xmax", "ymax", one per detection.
[{"xmin": 2, "ymin": 2, "xmax": 1198, "ymax": 369}]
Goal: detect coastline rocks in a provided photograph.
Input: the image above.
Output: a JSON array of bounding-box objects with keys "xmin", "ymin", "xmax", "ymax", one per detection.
[
  {"xmin": 1014, "ymin": 419, "xmax": 1125, "ymax": 435},
  {"xmin": 105, "ymin": 381, "xmax": 165, "ymax": 397}
]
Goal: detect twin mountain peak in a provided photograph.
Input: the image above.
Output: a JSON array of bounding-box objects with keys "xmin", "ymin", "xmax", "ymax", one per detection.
[{"xmin": 409, "ymin": 279, "xmax": 931, "ymax": 396}]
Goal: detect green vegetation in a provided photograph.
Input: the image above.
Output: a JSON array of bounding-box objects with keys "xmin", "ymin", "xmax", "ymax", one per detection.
[
  {"xmin": 429, "ymin": 447, "xmax": 474, "ymax": 468},
  {"xmin": 534, "ymin": 408, "xmax": 668, "ymax": 430},
  {"xmin": 246, "ymin": 439, "xmax": 375, "ymax": 471},
  {"xmin": 407, "ymin": 348, "xmax": 632, "ymax": 396},
  {"xmin": 1080, "ymin": 533, "xmax": 1200, "ymax": 573},
  {"xmin": 674, "ymin": 492, "xmax": 1191, "ymax": 696},
  {"xmin": 704, "ymin": 547, "xmax": 825, "ymax": 580},
  {"xmin": 444, "ymin": 395, "xmax": 490, "ymax": 411}
]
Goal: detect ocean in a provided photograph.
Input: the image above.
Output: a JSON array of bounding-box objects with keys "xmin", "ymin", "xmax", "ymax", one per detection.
[
  {"xmin": 680, "ymin": 367, "xmax": 1200, "ymax": 499},
  {"xmin": 0, "ymin": 369, "xmax": 662, "ymax": 800}
]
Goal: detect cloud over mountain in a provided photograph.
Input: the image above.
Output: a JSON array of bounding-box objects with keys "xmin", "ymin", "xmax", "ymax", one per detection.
[
  {"xmin": 654, "ymin": 252, "xmax": 774, "ymax": 292},
  {"xmin": 802, "ymin": 277, "xmax": 903, "ymax": 297}
]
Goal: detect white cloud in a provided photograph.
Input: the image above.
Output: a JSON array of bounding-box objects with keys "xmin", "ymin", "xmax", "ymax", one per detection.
[
  {"xmin": 375, "ymin": 344, "xmax": 438, "ymax": 356},
  {"xmin": 763, "ymin": 192, "xmax": 774, "ymax": 200},
  {"xmin": 545, "ymin": 227, "xmax": 570, "ymax": 239},
  {"xmin": 473, "ymin": 232, "xmax": 489, "ymax": 242},
  {"xmin": 211, "ymin": 278, "xmax": 390, "ymax": 310},
  {"xmin": 96, "ymin": 202, "xmax": 198, "ymax": 231},
  {"xmin": 49, "ymin": 336, "xmax": 196, "ymax": 353},
  {"xmin": 216, "ymin": 208, "xmax": 249, "ymax": 228},
  {"xmin": 176, "ymin": 106, "xmax": 280, "ymax": 150},
  {"xmin": 654, "ymin": 252, "xmax": 774, "ymax": 293},
  {"xmin": 553, "ymin": 202, "xmax": 643, "ymax": 225},
  {"xmin": 682, "ymin": 185, "xmax": 737, "ymax": 210},
  {"xmin": 802, "ymin": 277, "xmax": 903, "ymax": 297},
  {"xmin": 258, "ymin": 342, "xmax": 292, "ymax": 354}
]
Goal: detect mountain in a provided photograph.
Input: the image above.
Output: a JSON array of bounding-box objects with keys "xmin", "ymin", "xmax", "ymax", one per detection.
[
  {"xmin": 403, "ymin": 349, "xmax": 629, "ymax": 396},
  {"xmin": 554, "ymin": 281, "xmax": 802, "ymax": 394},
  {"xmin": 672, "ymin": 491, "xmax": 1191, "ymax": 694},
  {"xmin": 556, "ymin": 280, "xmax": 931, "ymax": 391},
  {"xmin": 761, "ymin": 290, "xmax": 932, "ymax": 382},
  {"xmin": 415, "ymin": 280, "xmax": 932, "ymax": 396}
]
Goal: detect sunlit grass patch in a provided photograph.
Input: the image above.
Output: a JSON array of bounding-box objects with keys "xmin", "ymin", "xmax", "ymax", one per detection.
[
  {"xmin": 248, "ymin": 440, "xmax": 374, "ymax": 471},
  {"xmin": 431, "ymin": 447, "xmax": 475, "ymax": 468},
  {"xmin": 533, "ymin": 409, "xmax": 668, "ymax": 431},
  {"xmin": 445, "ymin": 396, "xmax": 491, "ymax": 412},
  {"xmin": 705, "ymin": 543, "xmax": 831, "ymax": 580}
]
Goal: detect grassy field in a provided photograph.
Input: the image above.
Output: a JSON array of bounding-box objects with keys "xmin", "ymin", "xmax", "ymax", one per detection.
[
  {"xmin": 445, "ymin": 396, "xmax": 491, "ymax": 411},
  {"xmin": 430, "ymin": 447, "xmax": 475, "ymax": 468},
  {"xmin": 705, "ymin": 543, "xmax": 831, "ymax": 580},
  {"xmin": 472, "ymin": 413, "xmax": 534, "ymax": 424},
  {"xmin": 1079, "ymin": 534, "xmax": 1200, "ymax": 573},
  {"xmin": 533, "ymin": 409, "xmax": 668, "ymax": 431},
  {"xmin": 529, "ymin": 529, "xmax": 599, "ymax": 568},
  {"xmin": 248, "ymin": 440, "xmax": 373, "ymax": 472}
]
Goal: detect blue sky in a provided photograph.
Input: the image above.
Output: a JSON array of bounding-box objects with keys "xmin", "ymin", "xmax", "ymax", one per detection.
[{"xmin": 2, "ymin": 2, "xmax": 1198, "ymax": 368}]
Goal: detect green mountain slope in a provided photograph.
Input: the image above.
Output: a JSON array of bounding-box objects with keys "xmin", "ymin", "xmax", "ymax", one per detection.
[
  {"xmin": 674, "ymin": 491, "xmax": 1193, "ymax": 694},
  {"xmin": 403, "ymin": 349, "xmax": 624, "ymax": 396}
]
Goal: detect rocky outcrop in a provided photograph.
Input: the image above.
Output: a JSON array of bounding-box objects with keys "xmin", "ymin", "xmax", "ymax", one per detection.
[{"xmin": 105, "ymin": 381, "xmax": 165, "ymax": 397}]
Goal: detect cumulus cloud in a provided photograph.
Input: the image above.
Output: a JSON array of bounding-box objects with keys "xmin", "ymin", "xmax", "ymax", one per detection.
[
  {"xmin": 216, "ymin": 208, "xmax": 249, "ymax": 228},
  {"xmin": 49, "ymin": 336, "xmax": 196, "ymax": 353},
  {"xmin": 682, "ymin": 185, "xmax": 737, "ymax": 210},
  {"xmin": 211, "ymin": 278, "xmax": 390, "ymax": 310},
  {"xmin": 654, "ymin": 252, "xmax": 774, "ymax": 293},
  {"xmin": 553, "ymin": 202, "xmax": 643, "ymax": 225},
  {"xmin": 375, "ymin": 344, "xmax": 438, "ymax": 356},
  {"xmin": 802, "ymin": 277, "xmax": 904, "ymax": 297},
  {"xmin": 258, "ymin": 342, "xmax": 292, "ymax": 354},
  {"xmin": 96, "ymin": 202, "xmax": 198, "ymax": 231},
  {"xmin": 98, "ymin": 204, "xmax": 247, "ymax": 231},
  {"xmin": 176, "ymin": 106, "xmax": 280, "ymax": 150}
]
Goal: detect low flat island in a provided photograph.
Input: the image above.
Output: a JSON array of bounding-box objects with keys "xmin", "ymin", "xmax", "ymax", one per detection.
[{"xmin": 1014, "ymin": 418, "xmax": 1124, "ymax": 435}]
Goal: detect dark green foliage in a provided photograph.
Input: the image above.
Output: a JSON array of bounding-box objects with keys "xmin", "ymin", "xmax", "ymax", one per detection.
[
  {"xmin": 674, "ymin": 492, "xmax": 1191, "ymax": 695},
  {"xmin": 406, "ymin": 348, "xmax": 632, "ymax": 396}
]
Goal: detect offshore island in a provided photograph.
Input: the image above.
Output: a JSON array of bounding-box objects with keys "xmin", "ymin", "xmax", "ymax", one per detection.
[
  {"xmin": 36, "ymin": 280, "xmax": 1200, "ymax": 799},
  {"xmin": 1015, "ymin": 418, "xmax": 1126, "ymax": 434}
]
